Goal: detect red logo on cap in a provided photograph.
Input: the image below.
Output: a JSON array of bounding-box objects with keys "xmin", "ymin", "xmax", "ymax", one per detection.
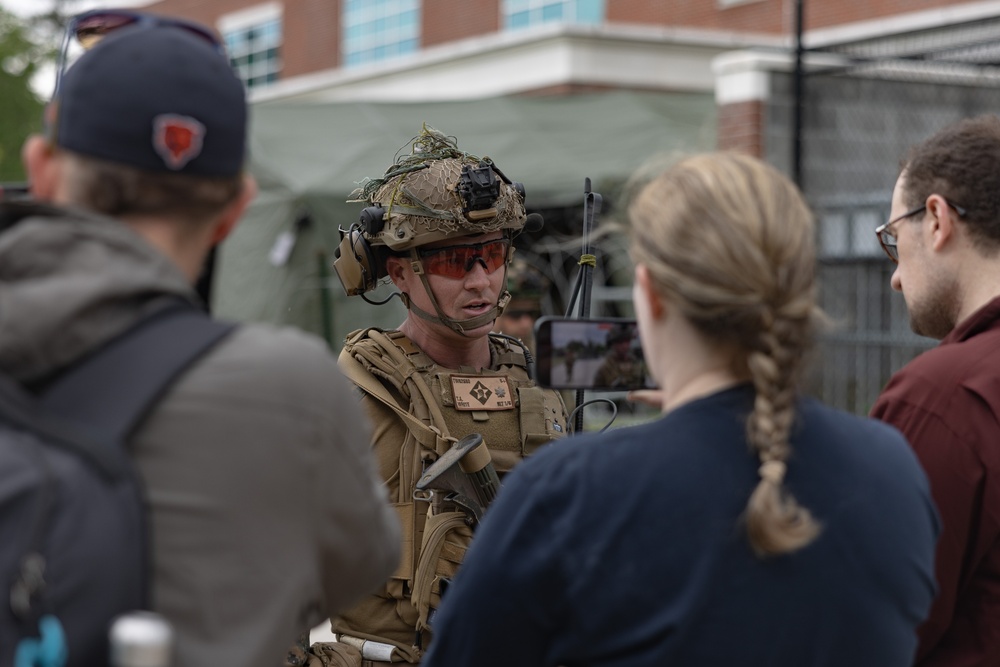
[{"xmin": 153, "ymin": 114, "xmax": 205, "ymax": 170}]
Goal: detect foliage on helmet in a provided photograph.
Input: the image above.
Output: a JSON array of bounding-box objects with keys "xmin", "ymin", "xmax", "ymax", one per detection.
[{"xmin": 349, "ymin": 125, "xmax": 527, "ymax": 250}]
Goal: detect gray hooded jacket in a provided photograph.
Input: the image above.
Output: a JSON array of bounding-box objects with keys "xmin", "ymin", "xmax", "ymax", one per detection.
[{"xmin": 0, "ymin": 204, "xmax": 400, "ymax": 667}]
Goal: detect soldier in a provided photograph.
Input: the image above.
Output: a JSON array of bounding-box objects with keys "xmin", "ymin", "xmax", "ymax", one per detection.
[
  {"xmin": 323, "ymin": 127, "xmax": 569, "ymax": 666},
  {"xmin": 594, "ymin": 322, "xmax": 646, "ymax": 389},
  {"xmin": 493, "ymin": 254, "xmax": 548, "ymax": 352}
]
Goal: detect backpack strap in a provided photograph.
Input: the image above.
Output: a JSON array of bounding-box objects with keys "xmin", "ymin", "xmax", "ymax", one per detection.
[
  {"xmin": 39, "ymin": 301, "xmax": 236, "ymax": 444},
  {"xmin": 7, "ymin": 299, "xmax": 236, "ymax": 646}
]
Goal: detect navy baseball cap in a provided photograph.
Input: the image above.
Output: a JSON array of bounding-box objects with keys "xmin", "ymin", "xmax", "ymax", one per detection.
[{"xmin": 52, "ymin": 18, "xmax": 247, "ymax": 177}]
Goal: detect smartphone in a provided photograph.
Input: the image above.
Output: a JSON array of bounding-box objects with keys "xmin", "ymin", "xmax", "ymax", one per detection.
[{"xmin": 533, "ymin": 316, "xmax": 655, "ymax": 391}]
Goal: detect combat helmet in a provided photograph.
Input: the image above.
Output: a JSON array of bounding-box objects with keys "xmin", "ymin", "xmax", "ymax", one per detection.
[
  {"xmin": 333, "ymin": 125, "xmax": 529, "ymax": 335},
  {"xmin": 504, "ymin": 255, "xmax": 548, "ymax": 317}
]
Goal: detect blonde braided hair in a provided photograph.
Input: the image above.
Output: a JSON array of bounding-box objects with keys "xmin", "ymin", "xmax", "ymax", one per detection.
[{"xmin": 629, "ymin": 151, "xmax": 823, "ymax": 557}]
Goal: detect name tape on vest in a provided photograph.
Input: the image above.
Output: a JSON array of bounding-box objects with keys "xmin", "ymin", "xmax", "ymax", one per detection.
[{"xmin": 450, "ymin": 375, "xmax": 514, "ymax": 411}]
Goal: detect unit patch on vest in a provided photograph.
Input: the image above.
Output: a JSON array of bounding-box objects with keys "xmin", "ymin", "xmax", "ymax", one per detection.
[{"xmin": 451, "ymin": 375, "xmax": 514, "ymax": 411}]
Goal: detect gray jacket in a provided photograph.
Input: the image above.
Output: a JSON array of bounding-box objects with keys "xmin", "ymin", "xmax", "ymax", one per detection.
[{"xmin": 0, "ymin": 205, "xmax": 400, "ymax": 667}]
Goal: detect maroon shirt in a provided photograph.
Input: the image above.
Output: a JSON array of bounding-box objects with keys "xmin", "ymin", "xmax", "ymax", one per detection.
[{"xmin": 871, "ymin": 296, "xmax": 1000, "ymax": 667}]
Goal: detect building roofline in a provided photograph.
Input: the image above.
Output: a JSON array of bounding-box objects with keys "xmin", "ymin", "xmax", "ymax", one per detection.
[
  {"xmin": 805, "ymin": 0, "xmax": 1000, "ymax": 48},
  {"xmin": 251, "ymin": 21, "xmax": 785, "ymax": 103}
]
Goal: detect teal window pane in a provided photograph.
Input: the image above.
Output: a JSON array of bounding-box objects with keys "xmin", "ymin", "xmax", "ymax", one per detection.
[
  {"xmin": 541, "ymin": 3, "xmax": 563, "ymax": 21},
  {"xmin": 342, "ymin": 0, "xmax": 421, "ymax": 67},
  {"xmin": 575, "ymin": 0, "xmax": 604, "ymax": 23},
  {"xmin": 223, "ymin": 18, "xmax": 281, "ymax": 88},
  {"xmin": 508, "ymin": 10, "xmax": 530, "ymax": 28}
]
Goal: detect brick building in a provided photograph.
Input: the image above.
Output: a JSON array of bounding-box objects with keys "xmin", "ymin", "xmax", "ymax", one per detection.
[
  {"xmin": 111, "ymin": 0, "xmax": 1000, "ymax": 412},
  {"xmin": 133, "ymin": 0, "xmax": 999, "ymax": 158}
]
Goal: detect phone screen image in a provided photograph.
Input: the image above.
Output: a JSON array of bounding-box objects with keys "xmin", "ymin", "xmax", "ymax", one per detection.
[{"xmin": 533, "ymin": 317, "xmax": 655, "ymax": 391}]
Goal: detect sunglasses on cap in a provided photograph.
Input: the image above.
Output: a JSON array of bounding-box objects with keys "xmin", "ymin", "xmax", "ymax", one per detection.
[
  {"xmin": 53, "ymin": 9, "xmax": 226, "ymax": 98},
  {"xmin": 417, "ymin": 239, "xmax": 511, "ymax": 279}
]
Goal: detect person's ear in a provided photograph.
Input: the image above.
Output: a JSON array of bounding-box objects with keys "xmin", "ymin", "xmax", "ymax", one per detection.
[
  {"xmin": 385, "ymin": 254, "xmax": 410, "ymax": 289},
  {"xmin": 635, "ymin": 264, "xmax": 666, "ymax": 320},
  {"xmin": 926, "ymin": 194, "xmax": 956, "ymax": 254},
  {"xmin": 22, "ymin": 135, "xmax": 60, "ymax": 202},
  {"xmin": 209, "ymin": 173, "xmax": 257, "ymax": 245}
]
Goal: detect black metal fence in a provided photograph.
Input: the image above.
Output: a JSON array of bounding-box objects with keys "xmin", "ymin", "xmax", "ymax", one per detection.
[{"xmin": 784, "ymin": 14, "xmax": 1000, "ymax": 414}]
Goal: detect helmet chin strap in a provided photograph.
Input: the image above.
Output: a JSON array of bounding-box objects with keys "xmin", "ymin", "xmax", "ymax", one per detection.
[{"xmin": 398, "ymin": 252, "xmax": 512, "ymax": 337}]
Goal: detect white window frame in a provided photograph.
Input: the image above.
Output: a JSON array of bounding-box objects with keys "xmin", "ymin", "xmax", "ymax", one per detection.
[
  {"xmin": 717, "ymin": 0, "xmax": 766, "ymax": 8},
  {"xmin": 342, "ymin": 0, "xmax": 421, "ymax": 68},
  {"xmin": 219, "ymin": 2, "xmax": 283, "ymax": 89},
  {"xmin": 502, "ymin": 0, "xmax": 603, "ymax": 30}
]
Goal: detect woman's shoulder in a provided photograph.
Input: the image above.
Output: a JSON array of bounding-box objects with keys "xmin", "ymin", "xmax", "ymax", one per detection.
[{"xmin": 794, "ymin": 397, "xmax": 928, "ymax": 482}]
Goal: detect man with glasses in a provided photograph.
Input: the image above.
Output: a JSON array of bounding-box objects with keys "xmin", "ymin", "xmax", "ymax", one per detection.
[
  {"xmin": 322, "ymin": 126, "xmax": 569, "ymax": 666},
  {"xmin": 0, "ymin": 11, "xmax": 399, "ymax": 667},
  {"xmin": 871, "ymin": 114, "xmax": 1000, "ymax": 666}
]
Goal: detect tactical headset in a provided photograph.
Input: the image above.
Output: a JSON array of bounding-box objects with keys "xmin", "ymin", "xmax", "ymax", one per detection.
[{"xmin": 332, "ymin": 205, "xmax": 391, "ymax": 296}]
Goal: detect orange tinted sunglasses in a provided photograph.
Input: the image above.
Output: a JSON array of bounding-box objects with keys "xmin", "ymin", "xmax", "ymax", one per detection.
[{"xmin": 418, "ymin": 239, "xmax": 510, "ymax": 279}]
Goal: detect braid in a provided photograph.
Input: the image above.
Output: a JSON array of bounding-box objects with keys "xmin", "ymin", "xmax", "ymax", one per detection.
[
  {"xmin": 744, "ymin": 310, "xmax": 821, "ymax": 557},
  {"xmin": 628, "ymin": 151, "xmax": 824, "ymax": 558}
]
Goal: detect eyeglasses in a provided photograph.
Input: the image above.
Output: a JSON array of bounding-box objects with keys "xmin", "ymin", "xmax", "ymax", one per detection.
[
  {"xmin": 417, "ymin": 239, "xmax": 510, "ymax": 279},
  {"xmin": 53, "ymin": 10, "xmax": 226, "ymax": 99},
  {"xmin": 875, "ymin": 200, "xmax": 967, "ymax": 263}
]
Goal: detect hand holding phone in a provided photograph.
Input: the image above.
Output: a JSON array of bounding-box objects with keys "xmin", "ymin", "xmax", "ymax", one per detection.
[{"xmin": 533, "ymin": 317, "xmax": 655, "ymax": 391}]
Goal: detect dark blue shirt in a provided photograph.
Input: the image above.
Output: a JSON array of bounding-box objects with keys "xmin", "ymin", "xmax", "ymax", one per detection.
[{"xmin": 424, "ymin": 385, "xmax": 939, "ymax": 667}]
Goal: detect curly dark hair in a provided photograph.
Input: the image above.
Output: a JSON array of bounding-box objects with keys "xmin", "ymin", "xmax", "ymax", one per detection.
[{"xmin": 902, "ymin": 114, "xmax": 1000, "ymax": 250}]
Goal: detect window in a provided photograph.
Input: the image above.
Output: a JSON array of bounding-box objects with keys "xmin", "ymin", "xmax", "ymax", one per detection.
[
  {"xmin": 342, "ymin": 0, "xmax": 420, "ymax": 68},
  {"xmin": 220, "ymin": 3, "xmax": 282, "ymax": 90},
  {"xmin": 503, "ymin": 0, "xmax": 604, "ymax": 31}
]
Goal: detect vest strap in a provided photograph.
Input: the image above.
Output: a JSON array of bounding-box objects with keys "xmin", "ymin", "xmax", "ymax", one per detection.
[{"xmin": 338, "ymin": 351, "xmax": 448, "ymax": 451}]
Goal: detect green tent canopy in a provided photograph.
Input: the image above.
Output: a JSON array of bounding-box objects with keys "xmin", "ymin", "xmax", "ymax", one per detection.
[{"xmin": 213, "ymin": 90, "xmax": 717, "ymax": 349}]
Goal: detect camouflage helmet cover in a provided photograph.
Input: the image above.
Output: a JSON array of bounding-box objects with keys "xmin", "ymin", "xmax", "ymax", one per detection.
[{"xmin": 351, "ymin": 126, "xmax": 527, "ymax": 251}]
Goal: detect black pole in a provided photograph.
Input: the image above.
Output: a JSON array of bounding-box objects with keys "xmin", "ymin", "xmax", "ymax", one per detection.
[
  {"xmin": 793, "ymin": 0, "xmax": 805, "ymax": 188},
  {"xmin": 572, "ymin": 178, "xmax": 601, "ymax": 434}
]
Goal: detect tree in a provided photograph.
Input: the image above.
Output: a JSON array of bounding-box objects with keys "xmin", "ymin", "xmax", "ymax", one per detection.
[{"xmin": 0, "ymin": 8, "xmax": 45, "ymax": 183}]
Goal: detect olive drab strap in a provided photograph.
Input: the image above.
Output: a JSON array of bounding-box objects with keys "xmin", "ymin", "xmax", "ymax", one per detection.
[
  {"xmin": 367, "ymin": 330, "xmax": 456, "ymax": 457},
  {"xmin": 410, "ymin": 511, "xmax": 470, "ymax": 632},
  {"xmin": 338, "ymin": 351, "xmax": 449, "ymax": 453},
  {"xmin": 339, "ymin": 328, "xmax": 456, "ymax": 456}
]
